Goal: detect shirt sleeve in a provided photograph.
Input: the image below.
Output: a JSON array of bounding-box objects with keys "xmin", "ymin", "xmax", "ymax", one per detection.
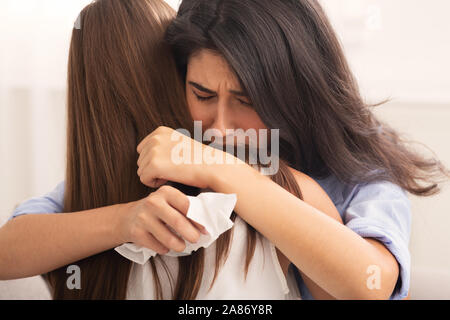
[
  {"xmin": 343, "ymin": 181, "xmax": 412, "ymax": 300},
  {"xmin": 293, "ymin": 179, "xmax": 412, "ymax": 300},
  {"xmin": 8, "ymin": 181, "xmax": 66, "ymax": 221}
]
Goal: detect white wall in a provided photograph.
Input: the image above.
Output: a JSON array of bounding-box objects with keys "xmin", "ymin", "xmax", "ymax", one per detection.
[
  {"xmin": 0, "ymin": 0, "xmax": 180, "ymax": 225},
  {"xmin": 321, "ymin": 0, "xmax": 450, "ymax": 298},
  {"xmin": 0, "ymin": 0, "xmax": 93, "ymax": 222},
  {"xmin": 321, "ymin": 0, "xmax": 450, "ymax": 104}
]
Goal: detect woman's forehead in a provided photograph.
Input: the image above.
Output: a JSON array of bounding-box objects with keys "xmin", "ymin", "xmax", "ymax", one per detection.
[{"xmin": 187, "ymin": 49, "xmax": 242, "ymax": 92}]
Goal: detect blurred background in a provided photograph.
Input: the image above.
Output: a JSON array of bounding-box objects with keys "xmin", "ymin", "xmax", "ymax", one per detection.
[{"xmin": 0, "ymin": 0, "xmax": 449, "ymax": 299}]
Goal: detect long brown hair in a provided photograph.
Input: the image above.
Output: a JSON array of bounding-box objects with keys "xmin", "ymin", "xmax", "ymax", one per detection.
[
  {"xmin": 167, "ymin": 0, "xmax": 449, "ymax": 196},
  {"xmin": 45, "ymin": 0, "xmax": 303, "ymax": 300}
]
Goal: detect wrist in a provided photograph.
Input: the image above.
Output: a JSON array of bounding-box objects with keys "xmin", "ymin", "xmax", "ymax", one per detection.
[
  {"xmin": 112, "ymin": 202, "xmax": 133, "ymax": 245},
  {"xmin": 199, "ymin": 144, "xmax": 258, "ymax": 190},
  {"xmin": 208, "ymin": 159, "xmax": 257, "ymax": 192}
]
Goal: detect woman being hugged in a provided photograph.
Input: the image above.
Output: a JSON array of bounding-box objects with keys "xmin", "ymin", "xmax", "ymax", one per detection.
[{"xmin": 0, "ymin": 0, "xmax": 200, "ymax": 298}]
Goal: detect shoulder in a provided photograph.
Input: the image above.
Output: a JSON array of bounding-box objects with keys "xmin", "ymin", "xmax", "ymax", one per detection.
[
  {"xmin": 9, "ymin": 181, "xmax": 66, "ymax": 220},
  {"xmin": 294, "ymin": 172, "xmax": 412, "ymax": 300},
  {"xmin": 343, "ymin": 180, "xmax": 412, "ymax": 234},
  {"xmin": 310, "ymin": 173, "xmax": 412, "ymax": 239},
  {"xmin": 309, "ymin": 173, "xmax": 410, "ymax": 216},
  {"xmin": 288, "ymin": 167, "xmax": 341, "ymax": 222},
  {"xmin": 288, "ymin": 168, "xmax": 333, "ymax": 204}
]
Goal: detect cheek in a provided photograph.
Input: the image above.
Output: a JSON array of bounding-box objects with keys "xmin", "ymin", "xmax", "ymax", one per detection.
[
  {"xmin": 236, "ymin": 110, "xmax": 267, "ymax": 131},
  {"xmin": 187, "ymin": 95, "xmax": 208, "ymax": 122}
]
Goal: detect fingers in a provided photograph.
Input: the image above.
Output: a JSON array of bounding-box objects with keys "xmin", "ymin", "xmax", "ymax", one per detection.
[
  {"xmin": 142, "ymin": 185, "xmax": 202, "ymax": 247},
  {"xmin": 146, "ymin": 215, "xmax": 187, "ymax": 253},
  {"xmin": 137, "ymin": 144, "xmax": 153, "ymax": 175},
  {"xmin": 138, "ymin": 156, "xmax": 159, "ymax": 188},
  {"xmin": 189, "ymin": 219, "xmax": 209, "ymax": 235},
  {"xmin": 137, "ymin": 132, "xmax": 154, "ymax": 154},
  {"xmin": 134, "ymin": 201, "xmax": 187, "ymax": 253},
  {"xmin": 159, "ymin": 185, "xmax": 190, "ymax": 215},
  {"xmin": 140, "ymin": 175, "xmax": 162, "ymax": 189},
  {"xmin": 137, "ymin": 148, "xmax": 164, "ymax": 188},
  {"xmin": 155, "ymin": 207, "xmax": 200, "ymax": 244},
  {"xmin": 137, "ymin": 126, "xmax": 171, "ymax": 154},
  {"xmin": 137, "ymin": 143, "xmax": 151, "ymax": 167},
  {"xmin": 159, "ymin": 186, "xmax": 208, "ymax": 235},
  {"xmin": 135, "ymin": 231, "xmax": 169, "ymax": 255},
  {"xmin": 153, "ymin": 179, "xmax": 168, "ymax": 189}
]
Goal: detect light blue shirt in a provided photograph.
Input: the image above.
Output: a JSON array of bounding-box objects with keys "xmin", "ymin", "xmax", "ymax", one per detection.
[{"xmin": 8, "ymin": 174, "xmax": 411, "ymax": 300}]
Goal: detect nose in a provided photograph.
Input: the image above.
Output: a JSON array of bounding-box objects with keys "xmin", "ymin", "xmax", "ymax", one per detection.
[{"xmin": 208, "ymin": 100, "xmax": 235, "ymax": 139}]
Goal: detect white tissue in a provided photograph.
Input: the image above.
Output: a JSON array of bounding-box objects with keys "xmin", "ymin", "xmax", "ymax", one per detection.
[{"xmin": 114, "ymin": 192, "xmax": 237, "ymax": 264}]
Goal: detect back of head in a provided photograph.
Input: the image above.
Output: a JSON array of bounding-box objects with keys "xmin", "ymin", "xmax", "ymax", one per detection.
[
  {"xmin": 66, "ymin": 0, "xmax": 193, "ymax": 211},
  {"xmin": 46, "ymin": 0, "xmax": 192, "ymax": 299}
]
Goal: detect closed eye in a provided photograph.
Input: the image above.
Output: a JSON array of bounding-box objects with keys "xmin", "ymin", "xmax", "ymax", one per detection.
[
  {"xmin": 237, "ymin": 98, "xmax": 252, "ymax": 107},
  {"xmin": 193, "ymin": 91, "xmax": 215, "ymax": 101}
]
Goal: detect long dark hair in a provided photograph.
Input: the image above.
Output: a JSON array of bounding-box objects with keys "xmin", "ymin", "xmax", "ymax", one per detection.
[
  {"xmin": 166, "ymin": 0, "xmax": 449, "ymax": 196},
  {"xmin": 44, "ymin": 0, "xmax": 304, "ymax": 300}
]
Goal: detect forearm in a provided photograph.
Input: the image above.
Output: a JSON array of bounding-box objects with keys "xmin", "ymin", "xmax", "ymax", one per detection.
[
  {"xmin": 0, "ymin": 204, "xmax": 126, "ymax": 280},
  {"xmin": 208, "ymin": 163, "xmax": 397, "ymax": 300}
]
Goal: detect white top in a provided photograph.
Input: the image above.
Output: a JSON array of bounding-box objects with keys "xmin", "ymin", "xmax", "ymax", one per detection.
[{"xmin": 126, "ymin": 216, "xmax": 302, "ymax": 300}]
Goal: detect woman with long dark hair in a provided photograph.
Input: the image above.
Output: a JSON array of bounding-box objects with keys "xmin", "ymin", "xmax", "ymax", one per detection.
[
  {"xmin": 134, "ymin": 0, "xmax": 449, "ymax": 299},
  {"xmin": 0, "ymin": 0, "xmax": 342, "ymax": 299}
]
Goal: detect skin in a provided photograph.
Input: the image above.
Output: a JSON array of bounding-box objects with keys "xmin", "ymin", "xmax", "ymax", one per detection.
[
  {"xmin": 186, "ymin": 50, "xmax": 266, "ymax": 137},
  {"xmin": 136, "ymin": 50, "xmax": 401, "ymax": 299},
  {"xmin": 0, "ymin": 49, "xmax": 401, "ymax": 300},
  {"xmin": 186, "ymin": 49, "xmax": 342, "ymax": 291}
]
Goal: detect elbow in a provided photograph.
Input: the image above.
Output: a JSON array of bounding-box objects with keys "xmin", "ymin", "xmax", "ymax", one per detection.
[
  {"xmin": 0, "ymin": 247, "xmax": 13, "ymax": 281},
  {"xmin": 371, "ymin": 269, "xmax": 398, "ymax": 300},
  {"xmin": 345, "ymin": 286, "xmax": 395, "ymax": 300},
  {"xmin": 359, "ymin": 287, "xmax": 394, "ymax": 300},
  {"xmin": 0, "ymin": 231, "xmax": 8, "ymax": 280},
  {"xmin": 0, "ymin": 272, "xmax": 11, "ymax": 281},
  {"xmin": 0, "ymin": 254, "xmax": 10, "ymax": 281},
  {"xmin": 353, "ymin": 265, "xmax": 398, "ymax": 300},
  {"xmin": 355, "ymin": 240, "xmax": 400, "ymax": 300},
  {"xmin": 0, "ymin": 221, "xmax": 24, "ymax": 281}
]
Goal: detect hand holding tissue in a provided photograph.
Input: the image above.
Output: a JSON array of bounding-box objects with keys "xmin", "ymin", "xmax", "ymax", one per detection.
[{"xmin": 114, "ymin": 192, "xmax": 237, "ymax": 264}]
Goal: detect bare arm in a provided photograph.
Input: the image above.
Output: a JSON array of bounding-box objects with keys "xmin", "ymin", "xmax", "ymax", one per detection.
[
  {"xmin": 0, "ymin": 205, "xmax": 124, "ymax": 280},
  {"xmin": 288, "ymin": 168, "xmax": 342, "ymax": 299},
  {"xmin": 208, "ymin": 163, "xmax": 399, "ymax": 300},
  {"xmin": 136, "ymin": 126, "xmax": 401, "ymax": 300},
  {"xmin": 285, "ymin": 170, "xmax": 398, "ymax": 300},
  {"xmin": 0, "ymin": 185, "xmax": 205, "ymax": 281}
]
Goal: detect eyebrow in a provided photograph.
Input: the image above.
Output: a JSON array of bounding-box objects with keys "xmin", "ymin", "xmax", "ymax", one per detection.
[
  {"xmin": 229, "ymin": 90, "xmax": 247, "ymax": 97},
  {"xmin": 188, "ymin": 81, "xmax": 248, "ymax": 97},
  {"xmin": 188, "ymin": 81, "xmax": 216, "ymax": 95}
]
